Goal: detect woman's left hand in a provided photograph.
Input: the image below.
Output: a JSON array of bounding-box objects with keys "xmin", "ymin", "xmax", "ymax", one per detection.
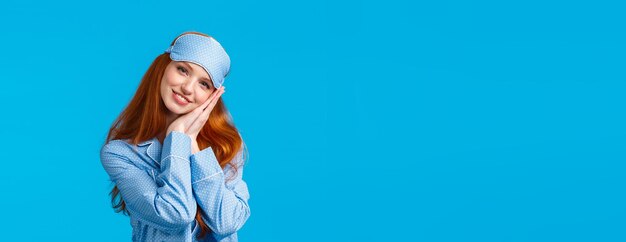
[{"xmin": 187, "ymin": 86, "xmax": 225, "ymax": 142}]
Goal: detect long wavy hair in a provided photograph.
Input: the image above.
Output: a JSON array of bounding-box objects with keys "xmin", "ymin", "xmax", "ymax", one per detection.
[{"xmin": 104, "ymin": 32, "xmax": 243, "ymax": 240}]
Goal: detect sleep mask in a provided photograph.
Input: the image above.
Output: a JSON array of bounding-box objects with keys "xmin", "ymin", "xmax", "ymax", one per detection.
[{"xmin": 164, "ymin": 34, "xmax": 230, "ymax": 89}]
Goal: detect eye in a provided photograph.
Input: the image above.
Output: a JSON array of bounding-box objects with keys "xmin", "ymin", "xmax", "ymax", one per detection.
[
  {"xmin": 177, "ymin": 66, "xmax": 188, "ymax": 75},
  {"xmin": 201, "ymin": 81, "xmax": 211, "ymax": 89}
]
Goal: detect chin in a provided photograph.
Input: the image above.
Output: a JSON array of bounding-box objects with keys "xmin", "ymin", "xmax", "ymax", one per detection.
[
  {"xmin": 162, "ymin": 89, "xmax": 195, "ymax": 115},
  {"xmin": 164, "ymin": 100, "xmax": 184, "ymax": 115}
]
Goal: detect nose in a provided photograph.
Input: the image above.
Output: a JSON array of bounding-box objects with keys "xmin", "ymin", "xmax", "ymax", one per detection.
[{"xmin": 181, "ymin": 79, "xmax": 194, "ymax": 95}]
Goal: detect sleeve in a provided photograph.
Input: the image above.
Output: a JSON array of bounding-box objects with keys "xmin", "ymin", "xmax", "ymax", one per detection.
[
  {"xmin": 189, "ymin": 142, "xmax": 251, "ymax": 236},
  {"xmin": 100, "ymin": 131, "xmax": 197, "ymax": 231}
]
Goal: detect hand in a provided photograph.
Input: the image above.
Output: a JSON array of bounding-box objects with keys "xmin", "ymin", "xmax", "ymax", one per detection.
[{"xmin": 166, "ymin": 86, "xmax": 226, "ymax": 139}]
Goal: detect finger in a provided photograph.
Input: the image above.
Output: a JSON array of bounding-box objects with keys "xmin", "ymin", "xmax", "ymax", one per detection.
[
  {"xmin": 186, "ymin": 87, "xmax": 225, "ymax": 132},
  {"xmin": 198, "ymin": 88, "xmax": 224, "ymax": 124},
  {"xmin": 181, "ymin": 108, "xmax": 203, "ymax": 132},
  {"xmin": 191, "ymin": 87, "xmax": 223, "ymax": 125},
  {"xmin": 202, "ymin": 88, "xmax": 225, "ymax": 117},
  {"xmin": 188, "ymin": 88, "xmax": 224, "ymax": 132},
  {"xmin": 202, "ymin": 86, "xmax": 224, "ymax": 111},
  {"xmin": 188, "ymin": 87, "xmax": 224, "ymax": 121}
]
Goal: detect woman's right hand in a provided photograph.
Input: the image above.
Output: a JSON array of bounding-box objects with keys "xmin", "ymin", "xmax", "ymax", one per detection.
[{"xmin": 166, "ymin": 86, "xmax": 226, "ymax": 138}]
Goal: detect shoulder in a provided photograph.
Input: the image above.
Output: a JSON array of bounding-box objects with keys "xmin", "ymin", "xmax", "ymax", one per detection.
[
  {"xmin": 100, "ymin": 139, "xmax": 142, "ymax": 166},
  {"xmin": 101, "ymin": 139, "xmax": 136, "ymax": 155}
]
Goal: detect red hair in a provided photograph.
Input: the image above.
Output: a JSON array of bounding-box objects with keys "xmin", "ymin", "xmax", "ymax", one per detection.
[{"xmin": 104, "ymin": 32, "xmax": 243, "ymax": 240}]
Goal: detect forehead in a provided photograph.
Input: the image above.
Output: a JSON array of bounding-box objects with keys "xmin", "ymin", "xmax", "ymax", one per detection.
[{"xmin": 172, "ymin": 61, "xmax": 211, "ymax": 80}]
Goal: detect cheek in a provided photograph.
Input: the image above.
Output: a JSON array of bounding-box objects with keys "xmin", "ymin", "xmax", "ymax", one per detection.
[
  {"xmin": 163, "ymin": 74, "xmax": 177, "ymax": 86},
  {"xmin": 199, "ymin": 93, "xmax": 212, "ymax": 103},
  {"xmin": 164, "ymin": 68, "xmax": 185, "ymax": 85}
]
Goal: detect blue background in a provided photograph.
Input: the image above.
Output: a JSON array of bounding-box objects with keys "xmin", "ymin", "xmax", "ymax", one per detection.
[{"xmin": 1, "ymin": 0, "xmax": 624, "ymax": 241}]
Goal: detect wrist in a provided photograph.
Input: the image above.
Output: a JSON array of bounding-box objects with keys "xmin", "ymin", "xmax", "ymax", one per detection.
[
  {"xmin": 166, "ymin": 127, "xmax": 184, "ymax": 136},
  {"xmin": 191, "ymin": 138, "xmax": 200, "ymax": 154}
]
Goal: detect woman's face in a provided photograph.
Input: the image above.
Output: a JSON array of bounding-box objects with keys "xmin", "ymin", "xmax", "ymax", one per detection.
[{"xmin": 160, "ymin": 61, "xmax": 216, "ymax": 115}]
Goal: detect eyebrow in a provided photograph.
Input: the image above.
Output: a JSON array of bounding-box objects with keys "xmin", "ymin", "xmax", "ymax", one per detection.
[{"xmin": 179, "ymin": 62, "xmax": 212, "ymax": 83}]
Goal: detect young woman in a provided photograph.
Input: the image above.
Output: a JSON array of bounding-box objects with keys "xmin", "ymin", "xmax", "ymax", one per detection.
[{"xmin": 100, "ymin": 31, "xmax": 250, "ymax": 242}]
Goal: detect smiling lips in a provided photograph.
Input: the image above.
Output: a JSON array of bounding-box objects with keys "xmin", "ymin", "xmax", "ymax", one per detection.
[{"xmin": 172, "ymin": 90, "xmax": 191, "ymax": 105}]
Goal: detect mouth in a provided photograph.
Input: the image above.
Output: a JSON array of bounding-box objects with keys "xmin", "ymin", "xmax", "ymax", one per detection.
[{"xmin": 172, "ymin": 89, "xmax": 192, "ymax": 104}]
